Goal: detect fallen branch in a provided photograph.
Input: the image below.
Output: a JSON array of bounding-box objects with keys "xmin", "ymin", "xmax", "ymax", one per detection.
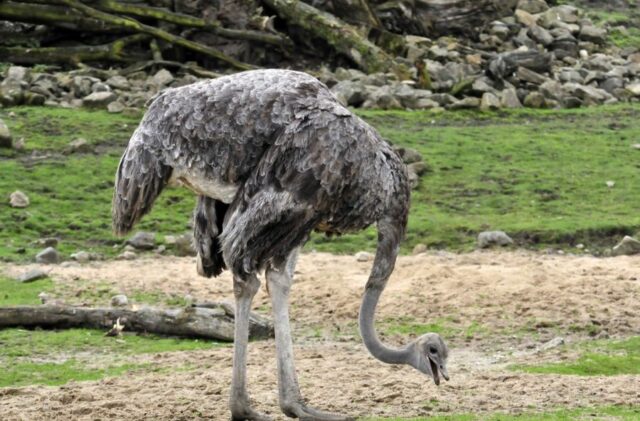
[
  {"xmin": 262, "ymin": 0, "xmax": 391, "ymax": 72},
  {"xmin": 0, "ymin": 34, "xmax": 149, "ymax": 65},
  {"xmin": 120, "ymin": 59, "xmax": 222, "ymax": 79},
  {"xmin": 53, "ymin": 0, "xmax": 254, "ymax": 70},
  {"xmin": 0, "ymin": 303, "xmax": 273, "ymax": 341},
  {"xmin": 0, "ymin": 1, "xmax": 117, "ymax": 32},
  {"xmin": 92, "ymin": 0, "xmax": 293, "ymax": 48}
]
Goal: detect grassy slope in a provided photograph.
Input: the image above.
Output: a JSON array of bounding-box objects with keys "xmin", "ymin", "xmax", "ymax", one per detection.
[{"xmin": 2, "ymin": 105, "xmax": 640, "ymax": 261}]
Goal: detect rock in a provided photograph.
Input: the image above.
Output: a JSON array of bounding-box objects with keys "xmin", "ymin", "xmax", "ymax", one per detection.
[
  {"xmin": 579, "ymin": 25, "xmax": 607, "ymax": 44},
  {"xmin": 449, "ymin": 97, "xmax": 480, "ymax": 110},
  {"xmin": 36, "ymin": 237, "xmax": 58, "ymax": 247},
  {"xmin": 501, "ymin": 88, "xmax": 522, "ymax": 108},
  {"xmin": 539, "ymin": 5, "xmax": 581, "ymax": 28},
  {"xmin": 490, "ymin": 21, "xmax": 510, "ymax": 40},
  {"xmin": 362, "ymin": 85, "xmax": 402, "ymax": 109},
  {"xmin": 16, "ymin": 269, "xmax": 48, "ymax": 283},
  {"xmin": 355, "ymin": 251, "xmax": 373, "ymax": 262},
  {"xmin": 537, "ymin": 337, "xmax": 565, "ymax": 352},
  {"xmin": 524, "ymin": 91, "xmax": 548, "ymax": 108},
  {"xmin": 477, "ymin": 231, "xmax": 514, "ymax": 248},
  {"xmin": 82, "ymin": 91, "xmax": 117, "ymax": 108},
  {"xmin": 91, "ymin": 82, "xmax": 110, "ymax": 93},
  {"xmin": 117, "ymin": 251, "xmax": 137, "ymax": 260},
  {"xmin": 564, "ymin": 83, "xmax": 613, "ymax": 105},
  {"xmin": 559, "ymin": 69, "xmax": 583, "ymax": 84},
  {"xmin": 126, "ymin": 231, "xmax": 156, "ymax": 250},
  {"xmin": 412, "ymin": 244, "xmax": 428, "ymax": 255},
  {"xmin": 111, "ymin": 294, "xmax": 129, "ymax": 307},
  {"xmin": 151, "ymin": 69, "xmax": 174, "ymax": 87},
  {"xmin": 517, "ymin": 67, "xmax": 548, "ymax": 85},
  {"xmin": 68, "ymin": 138, "xmax": 92, "ymax": 154},
  {"xmin": 393, "ymin": 146, "xmax": 422, "ymax": 164},
  {"xmin": 331, "ymin": 80, "xmax": 367, "ymax": 107},
  {"xmin": 632, "ymin": 144, "xmax": 640, "ymax": 150},
  {"xmin": 0, "ymin": 118, "xmax": 12, "ymax": 148},
  {"xmin": 106, "ymin": 75, "xmax": 130, "ymax": 90},
  {"xmin": 6, "ymin": 66, "xmax": 31, "ymax": 83},
  {"xmin": 9, "ymin": 190, "xmax": 29, "ymax": 208},
  {"xmin": 516, "ymin": 0, "xmax": 548, "ymax": 14},
  {"xmin": 515, "ymin": 9, "xmax": 538, "ymax": 27},
  {"xmin": 107, "ymin": 101, "xmax": 125, "ymax": 113},
  {"xmin": 612, "ymin": 236, "xmax": 640, "ymax": 256},
  {"xmin": 70, "ymin": 251, "xmax": 91, "ymax": 263},
  {"xmin": 529, "ymin": 25, "xmax": 554, "ymax": 47},
  {"xmin": 408, "ymin": 161, "xmax": 431, "ymax": 176},
  {"xmin": 36, "ymin": 247, "xmax": 62, "ymax": 264},
  {"xmin": 488, "ymin": 50, "xmax": 552, "ymax": 80},
  {"xmin": 172, "ymin": 234, "xmax": 196, "ymax": 257},
  {"xmin": 480, "ymin": 92, "xmax": 501, "ymax": 111},
  {"xmin": 626, "ymin": 83, "xmax": 640, "ymax": 97}
]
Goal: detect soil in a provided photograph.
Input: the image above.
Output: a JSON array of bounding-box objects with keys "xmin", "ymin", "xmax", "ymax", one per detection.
[{"xmin": 1, "ymin": 250, "xmax": 639, "ymax": 420}]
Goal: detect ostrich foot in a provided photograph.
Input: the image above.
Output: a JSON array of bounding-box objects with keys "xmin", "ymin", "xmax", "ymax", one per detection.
[
  {"xmin": 230, "ymin": 404, "xmax": 272, "ymax": 421},
  {"xmin": 282, "ymin": 401, "xmax": 354, "ymax": 421}
]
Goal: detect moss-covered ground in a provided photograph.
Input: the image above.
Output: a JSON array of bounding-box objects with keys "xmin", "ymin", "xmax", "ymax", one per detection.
[{"xmin": 2, "ymin": 104, "xmax": 640, "ymax": 262}]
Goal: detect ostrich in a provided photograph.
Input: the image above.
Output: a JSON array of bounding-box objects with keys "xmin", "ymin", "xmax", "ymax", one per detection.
[{"xmin": 112, "ymin": 69, "xmax": 449, "ymax": 421}]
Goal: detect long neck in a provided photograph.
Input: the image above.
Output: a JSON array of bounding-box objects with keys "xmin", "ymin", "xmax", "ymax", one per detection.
[
  {"xmin": 359, "ymin": 285, "xmax": 411, "ymax": 364},
  {"xmin": 358, "ymin": 218, "xmax": 410, "ymax": 365}
]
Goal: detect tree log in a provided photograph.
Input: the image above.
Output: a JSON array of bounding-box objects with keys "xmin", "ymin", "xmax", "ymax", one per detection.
[
  {"xmin": 0, "ymin": 1, "xmax": 117, "ymax": 32},
  {"xmin": 0, "ymin": 303, "xmax": 273, "ymax": 341},
  {"xmin": 263, "ymin": 0, "xmax": 391, "ymax": 72},
  {"xmin": 0, "ymin": 34, "xmax": 149, "ymax": 64},
  {"xmin": 91, "ymin": 0, "xmax": 293, "ymax": 47},
  {"xmin": 52, "ymin": 0, "xmax": 254, "ymax": 70}
]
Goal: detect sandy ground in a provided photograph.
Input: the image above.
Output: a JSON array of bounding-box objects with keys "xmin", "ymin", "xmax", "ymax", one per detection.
[{"xmin": 1, "ymin": 250, "xmax": 639, "ymax": 420}]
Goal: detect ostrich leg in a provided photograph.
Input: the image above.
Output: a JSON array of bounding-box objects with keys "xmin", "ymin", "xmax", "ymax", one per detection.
[
  {"xmin": 230, "ymin": 275, "xmax": 271, "ymax": 421},
  {"xmin": 266, "ymin": 250, "xmax": 354, "ymax": 421}
]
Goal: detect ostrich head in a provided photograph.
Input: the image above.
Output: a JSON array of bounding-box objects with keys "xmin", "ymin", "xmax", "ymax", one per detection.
[{"xmin": 407, "ymin": 333, "xmax": 449, "ymax": 385}]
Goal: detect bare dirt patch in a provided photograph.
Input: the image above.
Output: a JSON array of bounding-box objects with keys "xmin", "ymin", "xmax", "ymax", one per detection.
[{"xmin": 2, "ymin": 251, "xmax": 639, "ymax": 420}]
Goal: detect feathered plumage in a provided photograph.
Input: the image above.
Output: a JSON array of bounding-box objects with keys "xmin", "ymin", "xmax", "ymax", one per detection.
[{"xmin": 112, "ymin": 69, "xmax": 410, "ymax": 278}]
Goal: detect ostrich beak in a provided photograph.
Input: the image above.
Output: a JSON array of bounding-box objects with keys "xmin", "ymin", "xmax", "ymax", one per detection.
[{"xmin": 428, "ymin": 355, "xmax": 449, "ymax": 385}]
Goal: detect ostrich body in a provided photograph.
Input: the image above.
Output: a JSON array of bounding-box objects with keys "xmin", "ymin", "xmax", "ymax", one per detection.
[{"xmin": 112, "ymin": 69, "xmax": 449, "ymax": 420}]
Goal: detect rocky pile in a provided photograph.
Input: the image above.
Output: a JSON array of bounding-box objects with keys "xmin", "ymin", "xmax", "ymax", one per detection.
[{"xmin": 328, "ymin": 1, "xmax": 640, "ymax": 110}]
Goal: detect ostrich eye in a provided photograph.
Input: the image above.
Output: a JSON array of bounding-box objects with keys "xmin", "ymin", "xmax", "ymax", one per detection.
[{"xmin": 429, "ymin": 346, "xmax": 437, "ymax": 354}]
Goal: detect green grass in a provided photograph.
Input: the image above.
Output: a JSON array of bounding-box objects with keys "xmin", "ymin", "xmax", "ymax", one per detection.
[
  {"xmin": 0, "ymin": 276, "xmax": 54, "ymax": 306},
  {"xmin": 513, "ymin": 336, "xmax": 640, "ymax": 376},
  {"xmin": 0, "ymin": 359, "xmax": 148, "ymax": 387},
  {"xmin": 362, "ymin": 405, "xmax": 640, "ymax": 420},
  {"xmin": 2, "ymin": 105, "xmax": 640, "ymax": 261}
]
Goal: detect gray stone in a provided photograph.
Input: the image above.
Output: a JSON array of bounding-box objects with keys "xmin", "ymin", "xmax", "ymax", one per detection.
[
  {"xmin": 559, "ymin": 69, "xmax": 583, "ymax": 84},
  {"xmin": 490, "ymin": 21, "xmax": 510, "ymax": 40},
  {"xmin": 408, "ymin": 161, "xmax": 431, "ymax": 176},
  {"xmin": 626, "ymin": 83, "xmax": 640, "ymax": 96},
  {"xmin": 472, "ymin": 77, "xmax": 497, "ymax": 95},
  {"xmin": 16, "ymin": 269, "xmax": 48, "ymax": 283},
  {"xmin": 6, "ymin": 66, "xmax": 31, "ymax": 83},
  {"xmin": 111, "ymin": 294, "xmax": 129, "ymax": 307},
  {"xmin": 126, "ymin": 231, "xmax": 156, "ymax": 250},
  {"xmin": 36, "ymin": 237, "xmax": 58, "ymax": 247},
  {"xmin": 539, "ymin": 5, "xmax": 581, "ymax": 28},
  {"xmin": 0, "ymin": 118, "xmax": 12, "ymax": 148},
  {"xmin": 517, "ymin": 0, "xmax": 548, "ymax": 14},
  {"xmin": 480, "ymin": 92, "xmax": 501, "ymax": 111},
  {"xmin": 529, "ymin": 25, "xmax": 554, "ymax": 46},
  {"xmin": 579, "ymin": 25, "xmax": 607, "ymax": 44},
  {"xmin": 412, "ymin": 244, "xmax": 428, "ymax": 255},
  {"xmin": 70, "ymin": 251, "xmax": 91, "ymax": 263},
  {"xmin": 106, "ymin": 75, "xmax": 130, "ymax": 90},
  {"xmin": 517, "ymin": 67, "xmax": 548, "ymax": 85},
  {"xmin": 362, "ymin": 85, "xmax": 402, "ymax": 109},
  {"xmin": 515, "ymin": 9, "xmax": 538, "ymax": 27},
  {"xmin": 355, "ymin": 251, "xmax": 373, "ymax": 262},
  {"xmin": 331, "ymin": 80, "xmax": 367, "ymax": 107},
  {"xmin": 82, "ymin": 91, "xmax": 117, "ymax": 108},
  {"xmin": 537, "ymin": 337, "xmax": 565, "ymax": 352},
  {"xmin": 449, "ymin": 97, "xmax": 480, "ymax": 110},
  {"xmin": 394, "ymin": 146, "xmax": 422, "ymax": 164},
  {"xmin": 72, "ymin": 76, "xmax": 98, "ymax": 97},
  {"xmin": 564, "ymin": 83, "xmax": 612, "ymax": 104},
  {"xmin": 107, "ymin": 101, "xmax": 126, "ymax": 114},
  {"xmin": 91, "ymin": 82, "xmax": 110, "ymax": 93},
  {"xmin": 600, "ymin": 78, "xmax": 624, "ymax": 95},
  {"xmin": 501, "ymin": 88, "xmax": 522, "ymax": 108},
  {"xmin": 36, "ymin": 247, "xmax": 62, "ymax": 264},
  {"xmin": 166, "ymin": 233, "xmax": 196, "ymax": 256},
  {"xmin": 117, "ymin": 250, "xmax": 137, "ymax": 260},
  {"xmin": 478, "ymin": 231, "xmax": 514, "ymax": 248},
  {"xmin": 612, "ymin": 236, "xmax": 640, "ymax": 256},
  {"xmin": 151, "ymin": 69, "xmax": 174, "ymax": 87},
  {"xmin": 68, "ymin": 138, "xmax": 92, "ymax": 154},
  {"xmin": 9, "ymin": 190, "xmax": 29, "ymax": 208},
  {"xmin": 334, "ymin": 67, "xmax": 366, "ymax": 81},
  {"xmin": 429, "ymin": 93, "xmax": 457, "ymax": 107}
]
